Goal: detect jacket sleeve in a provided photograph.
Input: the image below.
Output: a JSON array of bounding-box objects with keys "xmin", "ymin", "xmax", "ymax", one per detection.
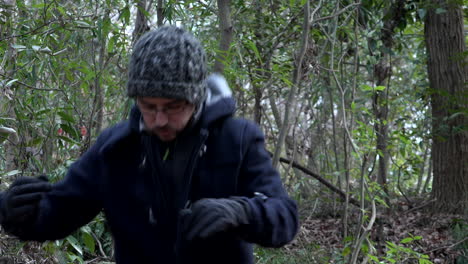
[
  {"xmin": 16, "ymin": 130, "xmax": 113, "ymax": 241},
  {"xmin": 237, "ymin": 121, "xmax": 299, "ymax": 248}
]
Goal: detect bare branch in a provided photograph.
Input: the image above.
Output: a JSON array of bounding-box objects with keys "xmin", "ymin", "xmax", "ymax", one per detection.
[
  {"xmin": 275, "ymin": 153, "xmax": 361, "ymax": 207},
  {"xmin": 0, "ymin": 72, "xmax": 60, "ymax": 91},
  {"xmin": 312, "ymin": 2, "xmax": 361, "ymax": 24}
]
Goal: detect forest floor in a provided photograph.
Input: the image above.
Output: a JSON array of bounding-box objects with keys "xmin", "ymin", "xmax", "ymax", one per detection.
[
  {"xmin": 285, "ymin": 200, "xmax": 468, "ymax": 264},
  {"xmin": 0, "ymin": 201, "xmax": 467, "ymax": 264}
]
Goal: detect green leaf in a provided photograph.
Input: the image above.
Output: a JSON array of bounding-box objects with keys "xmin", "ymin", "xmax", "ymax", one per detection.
[
  {"xmin": 342, "ymin": 246, "xmax": 352, "ymax": 256},
  {"xmin": 0, "ymin": 126, "xmax": 16, "ymax": 135},
  {"xmin": 60, "ymin": 124, "xmax": 80, "ymax": 140},
  {"xmin": 102, "ymin": 17, "xmax": 111, "ymax": 39},
  {"xmin": 375, "ymin": 86, "xmax": 386, "ymax": 91},
  {"xmin": 6, "ymin": 79, "xmax": 18, "ymax": 86},
  {"xmin": 386, "ymin": 241, "xmax": 397, "ymax": 249},
  {"xmin": 399, "ymin": 135, "xmax": 410, "ymax": 144},
  {"xmin": 56, "ymin": 6, "xmax": 66, "ymax": 15},
  {"xmin": 2, "ymin": 170, "xmax": 21, "ymax": 177},
  {"xmin": 435, "ymin": 8, "xmax": 446, "ymax": 14},
  {"xmin": 361, "ymin": 84, "xmax": 373, "ymax": 91},
  {"xmin": 120, "ymin": 6, "xmax": 130, "ymax": 25},
  {"xmin": 81, "ymin": 231, "xmax": 95, "ymax": 254},
  {"xmin": 31, "ymin": 3, "xmax": 45, "ymax": 8},
  {"xmin": 0, "ymin": 126, "xmax": 16, "ymax": 143},
  {"xmin": 11, "ymin": 44, "xmax": 27, "ymax": 50},
  {"xmin": 367, "ymin": 254, "xmax": 380, "ymax": 262},
  {"xmin": 26, "ymin": 137, "xmax": 43, "ymax": 147},
  {"xmin": 417, "ymin": 9, "xmax": 426, "ymax": 19},
  {"xmin": 58, "ymin": 111, "xmax": 75, "ymax": 123},
  {"xmin": 66, "ymin": 235, "xmax": 83, "ymax": 255},
  {"xmin": 419, "ymin": 259, "xmax": 433, "ymax": 264},
  {"xmin": 75, "ymin": 20, "xmax": 92, "ymax": 28},
  {"xmin": 400, "ymin": 237, "xmax": 414, "ymax": 243},
  {"xmin": 245, "ymin": 39, "xmax": 262, "ymax": 63},
  {"xmin": 57, "ymin": 135, "xmax": 79, "ymax": 145},
  {"xmin": 0, "ymin": 117, "xmax": 15, "ymax": 123},
  {"xmin": 108, "ymin": 36, "xmax": 115, "ymax": 53}
]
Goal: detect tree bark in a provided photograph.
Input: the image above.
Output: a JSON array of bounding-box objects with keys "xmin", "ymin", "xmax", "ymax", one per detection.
[
  {"xmin": 133, "ymin": 0, "xmax": 150, "ymax": 44},
  {"xmin": 157, "ymin": 0, "xmax": 164, "ymax": 27},
  {"xmin": 425, "ymin": 0, "xmax": 467, "ymax": 214},
  {"xmin": 214, "ymin": 0, "xmax": 233, "ymax": 74}
]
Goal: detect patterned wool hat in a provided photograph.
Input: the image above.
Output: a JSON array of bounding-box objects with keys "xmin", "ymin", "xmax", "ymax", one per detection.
[{"xmin": 127, "ymin": 26, "xmax": 207, "ymax": 106}]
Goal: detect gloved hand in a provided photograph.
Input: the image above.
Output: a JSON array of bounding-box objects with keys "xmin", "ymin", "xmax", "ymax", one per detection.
[
  {"xmin": 181, "ymin": 197, "xmax": 251, "ymax": 241},
  {"xmin": 0, "ymin": 175, "xmax": 51, "ymax": 233}
]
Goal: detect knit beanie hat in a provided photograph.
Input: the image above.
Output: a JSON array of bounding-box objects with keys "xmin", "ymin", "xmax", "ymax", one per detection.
[{"xmin": 127, "ymin": 26, "xmax": 207, "ymax": 106}]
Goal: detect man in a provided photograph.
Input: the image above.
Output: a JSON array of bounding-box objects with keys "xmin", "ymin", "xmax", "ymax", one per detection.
[{"xmin": 0, "ymin": 26, "xmax": 298, "ymax": 264}]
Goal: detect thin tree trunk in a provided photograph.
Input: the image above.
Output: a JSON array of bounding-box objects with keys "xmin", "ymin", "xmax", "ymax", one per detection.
[
  {"xmin": 422, "ymin": 156, "xmax": 432, "ymax": 193},
  {"xmin": 133, "ymin": 0, "xmax": 150, "ymax": 43},
  {"xmin": 214, "ymin": 0, "xmax": 233, "ymax": 74},
  {"xmin": 416, "ymin": 143, "xmax": 429, "ymax": 194},
  {"xmin": 157, "ymin": 0, "xmax": 164, "ymax": 26},
  {"xmin": 252, "ymin": 0, "xmax": 264, "ymax": 124},
  {"xmin": 1, "ymin": 0, "xmax": 18, "ymax": 173},
  {"xmin": 272, "ymin": 0, "xmax": 310, "ymax": 169},
  {"xmin": 425, "ymin": 0, "xmax": 467, "ymax": 214}
]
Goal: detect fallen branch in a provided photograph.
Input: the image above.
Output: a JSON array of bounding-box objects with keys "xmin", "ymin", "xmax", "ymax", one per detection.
[
  {"xmin": 403, "ymin": 199, "xmax": 436, "ymax": 214},
  {"xmin": 275, "ymin": 154, "xmax": 360, "ymax": 207},
  {"xmin": 424, "ymin": 236, "xmax": 468, "ymax": 254}
]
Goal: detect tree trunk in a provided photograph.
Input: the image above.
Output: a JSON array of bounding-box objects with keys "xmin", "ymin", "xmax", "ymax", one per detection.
[
  {"xmin": 214, "ymin": 0, "xmax": 233, "ymax": 74},
  {"xmin": 1, "ymin": 0, "xmax": 18, "ymax": 173},
  {"xmin": 371, "ymin": 0, "xmax": 407, "ymax": 253},
  {"xmin": 272, "ymin": 0, "xmax": 310, "ymax": 169},
  {"xmin": 157, "ymin": 0, "xmax": 164, "ymax": 27},
  {"xmin": 425, "ymin": 0, "xmax": 467, "ymax": 214},
  {"xmin": 372, "ymin": 0, "xmax": 407, "ymax": 197},
  {"xmin": 133, "ymin": 0, "xmax": 150, "ymax": 43},
  {"xmin": 252, "ymin": 0, "xmax": 264, "ymax": 124}
]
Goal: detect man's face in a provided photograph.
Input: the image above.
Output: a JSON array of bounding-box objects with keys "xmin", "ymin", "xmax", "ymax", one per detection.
[{"xmin": 137, "ymin": 97, "xmax": 195, "ymax": 142}]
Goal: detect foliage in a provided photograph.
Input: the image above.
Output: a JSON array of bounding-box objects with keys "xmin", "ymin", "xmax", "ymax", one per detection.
[{"xmin": 1, "ymin": 0, "xmax": 465, "ymax": 263}]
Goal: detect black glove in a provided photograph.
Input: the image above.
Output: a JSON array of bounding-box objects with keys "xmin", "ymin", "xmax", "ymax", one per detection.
[
  {"xmin": 0, "ymin": 175, "xmax": 51, "ymax": 235},
  {"xmin": 181, "ymin": 197, "xmax": 251, "ymax": 241}
]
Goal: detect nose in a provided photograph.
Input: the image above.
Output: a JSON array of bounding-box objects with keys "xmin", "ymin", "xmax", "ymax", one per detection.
[{"xmin": 154, "ymin": 111, "xmax": 169, "ymax": 127}]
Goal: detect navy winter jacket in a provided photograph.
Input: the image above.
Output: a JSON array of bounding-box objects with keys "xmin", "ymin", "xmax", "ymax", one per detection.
[{"xmin": 1, "ymin": 75, "xmax": 299, "ymax": 264}]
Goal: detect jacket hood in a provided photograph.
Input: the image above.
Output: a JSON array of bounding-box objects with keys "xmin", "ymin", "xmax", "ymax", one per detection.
[{"xmin": 199, "ymin": 73, "xmax": 236, "ymax": 127}]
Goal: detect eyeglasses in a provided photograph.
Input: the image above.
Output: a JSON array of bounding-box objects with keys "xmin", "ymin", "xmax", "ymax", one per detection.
[{"xmin": 137, "ymin": 100, "xmax": 189, "ymax": 116}]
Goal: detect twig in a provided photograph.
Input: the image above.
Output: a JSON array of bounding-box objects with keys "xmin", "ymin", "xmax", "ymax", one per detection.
[
  {"xmin": 91, "ymin": 232, "xmax": 108, "ymax": 259},
  {"xmin": 424, "ymin": 237, "xmax": 468, "ymax": 254},
  {"xmin": 312, "ymin": 2, "xmax": 361, "ymax": 24},
  {"xmin": 403, "ymin": 199, "xmax": 436, "ymax": 214},
  {"xmin": 350, "ymin": 199, "xmax": 377, "ymax": 264},
  {"xmin": 0, "ymin": 73, "xmax": 60, "ymax": 91},
  {"xmin": 0, "ymin": 15, "xmax": 95, "ymax": 42}
]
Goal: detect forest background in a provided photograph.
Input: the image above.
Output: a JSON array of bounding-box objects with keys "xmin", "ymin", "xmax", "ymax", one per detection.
[{"xmin": 0, "ymin": 0, "xmax": 467, "ymax": 263}]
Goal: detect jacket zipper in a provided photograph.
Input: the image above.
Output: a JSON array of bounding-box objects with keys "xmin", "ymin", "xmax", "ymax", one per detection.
[{"xmin": 174, "ymin": 128, "xmax": 209, "ymax": 264}]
